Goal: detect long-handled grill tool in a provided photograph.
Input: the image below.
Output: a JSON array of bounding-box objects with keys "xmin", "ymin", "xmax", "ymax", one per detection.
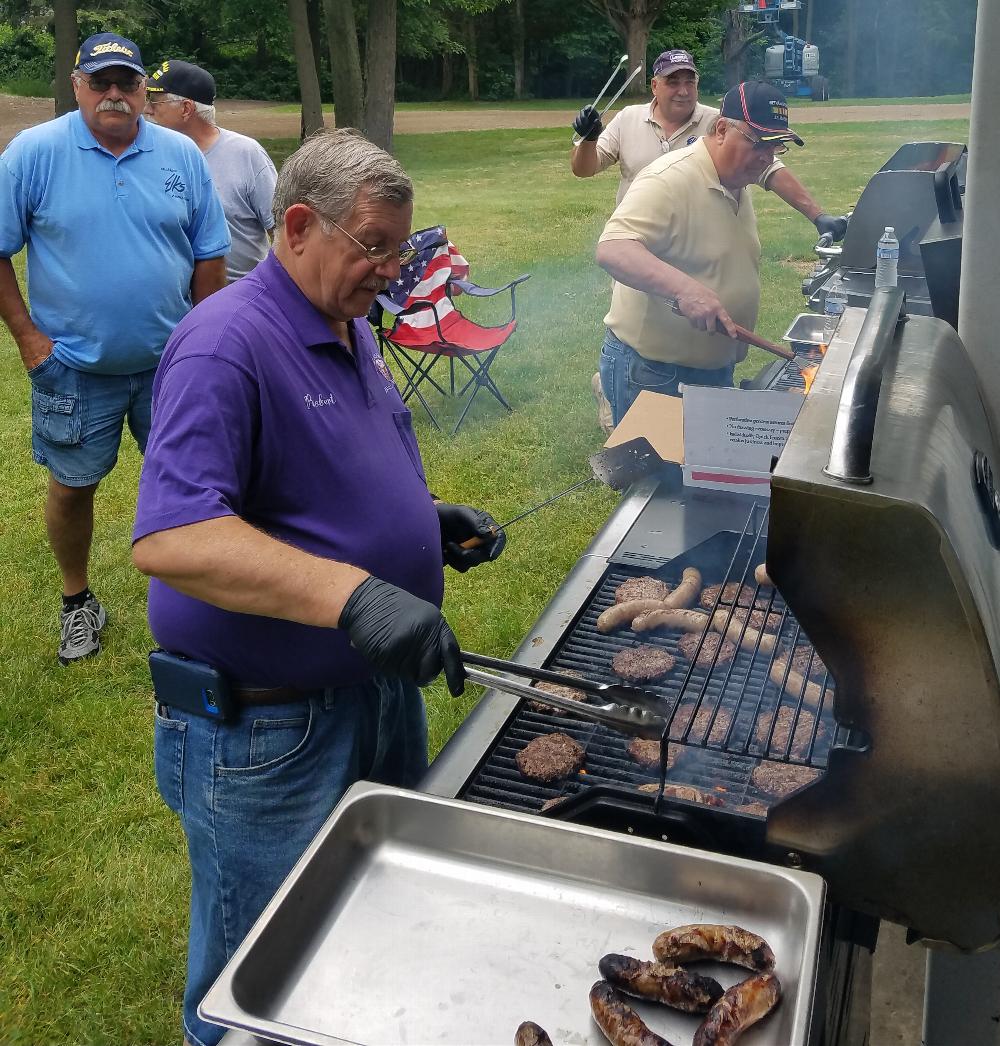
[
  {"xmin": 663, "ymin": 297, "xmax": 814, "ymax": 373},
  {"xmin": 461, "ymin": 651, "xmax": 668, "ymax": 739},
  {"xmin": 460, "ymin": 436, "xmax": 664, "ymax": 548},
  {"xmin": 571, "ymin": 56, "xmax": 644, "ymax": 144}
]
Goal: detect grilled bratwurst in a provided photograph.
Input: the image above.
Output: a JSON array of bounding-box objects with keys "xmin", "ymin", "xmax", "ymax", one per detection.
[
  {"xmin": 693, "ymin": 972, "xmax": 782, "ymax": 1046},
  {"xmin": 514, "ymin": 1021, "xmax": 553, "ymax": 1046},
  {"xmin": 589, "ymin": 980, "xmax": 676, "ymax": 1046},
  {"xmin": 652, "ymin": 924, "xmax": 775, "ymax": 972},
  {"xmin": 598, "ymin": 954, "xmax": 723, "ymax": 1013}
]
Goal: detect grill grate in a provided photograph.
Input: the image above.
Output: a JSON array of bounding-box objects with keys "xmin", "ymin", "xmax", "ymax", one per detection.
[
  {"xmin": 460, "ymin": 505, "xmax": 850, "ymax": 823},
  {"xmin": 771, "ymin": 345, "xmax": 823, "ymax": 393}
]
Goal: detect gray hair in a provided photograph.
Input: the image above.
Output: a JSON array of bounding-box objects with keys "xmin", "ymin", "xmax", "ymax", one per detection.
[
  {"xmin": 164, "ymin": 92, "xmax": 216, "ymax": 126},
  {"xmin": 271, "ymin": 128, "xmax": 413, "ymax": 230}
]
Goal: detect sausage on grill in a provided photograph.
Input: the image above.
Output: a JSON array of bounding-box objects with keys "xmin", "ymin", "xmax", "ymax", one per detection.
[
  {"xmin": 754, "ymin": 563, "xmax": 773, "ymax": 587},
  {"xmin": 589, "ymin": 980, "xmax": 676, "ymax": 1046},
  {"xmin": 693, "ymin": 972, "xmax": 782, "ymax": 1046},
  {"xmin": 711, "ymin": 611, "xmax": 777, "ymax": 656},
  {"xmin": 652, "ymin": 924, "xmax": 776, "ymax": 972},
  {"xmin": 663, "ymin": 566, "xmax": 702, "ymax": 609},
  {"xmin": 515, "ymin": 1021, "xmax": 553, "ymax": 1046},
  {"xmin": 769, "ymin": 657, "xmax": 825, "ymax": 709},
  {"xmin": 598, "ymin": 599, "xmax": 674, "ymax": 632},
  {"xmin": 632, "ymin": 608, "xmax": 709, "ymax": 634},
  {"xmin": 598, "ymin": 954, "xmax": 723, "ymax": 1013}
]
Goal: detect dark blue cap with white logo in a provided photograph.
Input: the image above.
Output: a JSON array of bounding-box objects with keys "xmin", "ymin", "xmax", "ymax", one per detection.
[{"xmin": 75, "ymin": 33, "xmax": 146, "ymax": 76}]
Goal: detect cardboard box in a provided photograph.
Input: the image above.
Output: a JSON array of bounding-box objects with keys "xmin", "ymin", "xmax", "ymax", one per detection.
[{"xmin": 604, "ymin": 386, "xmax": 802, "ymax": 496}]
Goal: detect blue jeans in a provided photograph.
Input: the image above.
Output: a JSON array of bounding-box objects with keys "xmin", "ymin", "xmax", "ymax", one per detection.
[
  {"xmin": 28, "ymin": 353, "xmax": 155, "ymax": 486},
  {"xmin": 599, "ymin": 328, "xmax": 736, "ymax": 427},
  {"xmin": 153, "ymin": 674, "xmax": 428, "ymax": 1046}
]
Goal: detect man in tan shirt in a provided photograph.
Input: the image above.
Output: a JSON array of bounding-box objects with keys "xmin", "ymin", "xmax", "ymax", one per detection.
[
  {"xmin": 595, "ymin": 81, "xmax": 805, "ymax": 426},
  {"xmin": 574, "ymin": 51, "xmax": 843, "ymax": 430}
]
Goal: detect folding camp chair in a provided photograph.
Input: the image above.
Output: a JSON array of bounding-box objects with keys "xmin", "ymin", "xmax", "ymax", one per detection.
[{"xmin": 371, "ymin": 225, "xmax": 531, "ymax": 434}]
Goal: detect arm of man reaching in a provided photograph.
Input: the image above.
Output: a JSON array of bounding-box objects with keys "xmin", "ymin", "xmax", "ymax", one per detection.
[
  {"xmin": 570, "ymin": 106, "xmax": 619, "ymax": 179},
  {"xmin": 596, "ymin": 238, "xmax": 739, "ymax": 338},
  {"xmin": 763, "ymin": 166, "xmax": 848, "ymax": 241},
  {"xmin": 0, "ymin": 257, "xmax": 52, "ymax": 370},
  {"xmin": 133, "ymin": 515, "xmax": 466, "ymax": 695}
]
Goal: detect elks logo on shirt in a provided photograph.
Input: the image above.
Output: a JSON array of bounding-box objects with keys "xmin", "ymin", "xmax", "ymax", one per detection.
[
  {"xmin": 686, "ymin": 136, "xmax": 698, "ymax": 145},
  {"xmin": 162, "ymin": 170, "xmax": 187, "ymax": 196},
  {"xmin": 372, "ymin": 350, "xmax": 395, "ymax": 393}
]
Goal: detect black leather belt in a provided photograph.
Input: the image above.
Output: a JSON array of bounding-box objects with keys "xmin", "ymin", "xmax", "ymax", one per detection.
[{"xmin": 232, "ymin": 684, "xmax": 304, "ymax": 705}]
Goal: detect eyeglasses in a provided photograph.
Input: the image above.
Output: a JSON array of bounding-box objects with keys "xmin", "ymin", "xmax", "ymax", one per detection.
[
  {"xmin": 322, "ymin": 215, "xmax": 418, "ymax": 266},
  {"xmin": 79, "ymin": 74, "xmax": 145, "ymax": 94},
  {"xmin": 145, "ymin": 93, "xmax": 178, "ymax": 106},
  {"xmin": 734, "ymin": 125, "xmax": 789, "ymax": 156}
]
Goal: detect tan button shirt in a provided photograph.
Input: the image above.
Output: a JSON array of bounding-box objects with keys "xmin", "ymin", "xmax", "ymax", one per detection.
[
  {"xmin": 599, "ymin": 139, "xmax": 761, "ymax": 370},
  {"xmin": 590, "ymin": 100, "xmax": 784, "ymax": 205}
]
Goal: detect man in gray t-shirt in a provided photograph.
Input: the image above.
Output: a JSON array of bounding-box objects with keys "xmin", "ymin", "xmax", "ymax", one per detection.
[{"xmin": 145, "ymin": 59, "xmax": 276, "ymax": 281}]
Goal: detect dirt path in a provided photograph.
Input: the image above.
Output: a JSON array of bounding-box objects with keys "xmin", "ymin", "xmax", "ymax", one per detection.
[{"xmin": 0, "ymin": 95, "xmax": 970, "ymax": 149}]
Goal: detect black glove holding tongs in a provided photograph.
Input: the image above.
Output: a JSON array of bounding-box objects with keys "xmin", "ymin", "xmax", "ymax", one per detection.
[{"xmin": 461, "ymin": 650, "xmax": 668, "ymax": 738}]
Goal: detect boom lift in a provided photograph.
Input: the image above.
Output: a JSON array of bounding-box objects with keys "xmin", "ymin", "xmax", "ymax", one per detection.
[{"xmin": 737, "ymin": 0, "xmax": 829, "ymax": 100}]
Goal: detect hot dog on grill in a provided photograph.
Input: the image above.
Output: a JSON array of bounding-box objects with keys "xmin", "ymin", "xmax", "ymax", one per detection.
[
  {"xmin": 514, "ymin": 1020, "xmax": 553, "ymax": 1046},
  {"xmin": 632, "ymin": 608, "xmax": 709, "ymax": 634},
  {"xmin": 754, "ymin": 563, "xmax": 773, "ymax": 587},
  {"xmin": 652, "ymin": 924, "xmax": 776, "ymax": 972},
  {"xmin": 598, "ymin": 953, "xmax": 723, "ymax": 1013},
  {"xmin": 769, "ymin": 656, "xmax": 825, "ymax": 709},
  {"xmin": 598, "ymin": 598, "xmax": 674, "ymax": 632},
  {"xmin": 711, "ymin": 610, "xmax": 777, "ymax": 656},
  {"xmin": 662, "ymin": 566, "xmax": 702, "ymax": 609},
  {"xmin": 693, "ymin": 972, "xmax": 782, "ymax": 1046},
  {"xmin": 589, "ymin": 980, "xmax": 676, "ymax": 1046}
]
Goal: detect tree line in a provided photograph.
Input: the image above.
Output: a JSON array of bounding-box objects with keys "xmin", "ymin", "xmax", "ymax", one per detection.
[{"xmin": 0, "ymin": 0, "xmax": 979, "ymax": 151}]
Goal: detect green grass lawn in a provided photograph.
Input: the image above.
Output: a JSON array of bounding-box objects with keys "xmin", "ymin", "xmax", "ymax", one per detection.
[{"xmin": 0, "ymin": 113, "xmax": 968, "ymax": 1043}]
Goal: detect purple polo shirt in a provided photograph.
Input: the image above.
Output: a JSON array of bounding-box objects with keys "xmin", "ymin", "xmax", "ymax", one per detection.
[{"xmin": 133, "ymin": 252, "xmax": 444, "ymax": 688}]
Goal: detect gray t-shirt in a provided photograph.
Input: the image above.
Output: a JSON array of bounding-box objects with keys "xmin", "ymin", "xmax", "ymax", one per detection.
[{"xmin": 204, "ymin": 127, "xmax": 277, "ymax": 281}]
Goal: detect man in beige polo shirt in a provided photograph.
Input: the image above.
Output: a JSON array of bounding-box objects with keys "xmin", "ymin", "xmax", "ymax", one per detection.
[
  {"xmin": 574, "ymin": 51, "xmax": 843, "ymax": 430},
  {"xmin": 595, "ymin": 81, "xmax": 805, "ymax": 426}
]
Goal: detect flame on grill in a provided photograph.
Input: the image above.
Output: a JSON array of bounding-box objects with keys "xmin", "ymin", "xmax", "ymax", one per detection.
[{"xmin": 800, "ymin": 363, "xmax": 820, "ymax": 395}]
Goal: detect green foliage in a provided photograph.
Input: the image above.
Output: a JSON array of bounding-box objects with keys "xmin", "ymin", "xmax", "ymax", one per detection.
[{"xmin": 0, "ymin": 21, "xmax": 52, "ymax": 87}]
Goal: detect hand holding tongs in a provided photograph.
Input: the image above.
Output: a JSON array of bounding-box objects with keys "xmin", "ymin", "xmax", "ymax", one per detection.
[
  {"xmin": 461, "ymin": 650, "xmax": 668, "ymax": 739},
  {"xmin": 571, "ymin": 55, "xmax": 644, "ymax": 145}
]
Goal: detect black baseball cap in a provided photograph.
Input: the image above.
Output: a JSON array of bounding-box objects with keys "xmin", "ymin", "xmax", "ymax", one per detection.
[
  {"xmin": 146, "ymin": 59, "xmax": 216, "ymax": 105},
  {"xmin": 652, "ymin": 49, "xmax": 698, "ymax": 78},
  {"xmin": 75, "ymin": 33, "xmax": 145, "ymax": 76},
  {"xmin": 720, "ymin": 80, "xmax": 804, "ymax": 146}
]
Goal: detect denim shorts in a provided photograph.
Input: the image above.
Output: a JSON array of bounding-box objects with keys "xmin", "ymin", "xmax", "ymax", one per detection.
[
  {"xmin": 28, "ymin": 353, "xmax": 155, "ymax": 486},
  {"xmin": 153, "ymin": 674, "xmax": 429, "ymax": 1046},
  {"xmin": 599, "ymin": 328, "xmax": 736, "ymax": 427}
]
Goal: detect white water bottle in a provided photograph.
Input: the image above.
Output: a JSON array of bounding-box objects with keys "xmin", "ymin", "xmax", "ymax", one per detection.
[
  {"xmin": 823, "ymin": 286, "xmax": 847, "ymax": 342},
  {"xmin": 875, "ymin": 226, "xmax": 899, "ymax": 289}
]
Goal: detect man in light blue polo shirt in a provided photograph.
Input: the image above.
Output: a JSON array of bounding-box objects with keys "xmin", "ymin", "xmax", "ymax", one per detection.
[{"xmin": 0, "ymin": 31, "xmax": 230, "ymax": 666}]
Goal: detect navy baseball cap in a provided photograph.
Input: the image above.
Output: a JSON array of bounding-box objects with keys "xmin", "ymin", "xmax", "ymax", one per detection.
[
  {"xmin": 652, "ymin": 50, "xmax": 698, "ymax": 78},
  {"xmin": 720, "ymin": 80, "xmax": 804, "ymax": 146},
  {"xmin": 147, "ymin": 59, "xmax": 216, "ymax": 105},
  {"xmin": 75, "ymin": 33, "xmax": 145, "ymax": 76}
]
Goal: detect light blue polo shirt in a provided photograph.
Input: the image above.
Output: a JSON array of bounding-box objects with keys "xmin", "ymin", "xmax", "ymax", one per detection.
[{"xmin": 0, "ymin": 111, "xmax": 230, "ymax": 375}]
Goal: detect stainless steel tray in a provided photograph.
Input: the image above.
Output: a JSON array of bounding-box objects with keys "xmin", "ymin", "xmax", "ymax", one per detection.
[
  {"xmin": 783, "ymin": 312, "xmax": 827, "ymax": 349},
  {"xmin": 200, "ymin": 782, "xmax": 824, "ymax": 1046}
]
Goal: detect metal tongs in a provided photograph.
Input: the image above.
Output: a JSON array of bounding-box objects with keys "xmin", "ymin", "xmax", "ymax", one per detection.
[
  {"xmin": 571, "ymin": 54, "xmax": 644, "ymax": 145},
  {"xmin": 461, "ymin": 651, "xmax": 668, "ymax": 739}
]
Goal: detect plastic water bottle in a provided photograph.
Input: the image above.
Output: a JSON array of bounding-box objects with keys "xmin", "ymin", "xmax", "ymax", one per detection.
[
  {"xmin": 875, "ymin": 226, "xmax": 899, "ymax": 289},
  {"xmin": 823, "ymin": 286, "xmax": 847, "ymax": 342}
]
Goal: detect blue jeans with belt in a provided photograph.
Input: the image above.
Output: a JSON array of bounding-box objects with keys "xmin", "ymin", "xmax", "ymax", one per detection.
[
  {"xmin": 599, "ymin": 328, "xmax": 736, "ymax": 427},
  {"xmin": 153, "ymin": 674, "xmax": 428, "ymax": 1046}
]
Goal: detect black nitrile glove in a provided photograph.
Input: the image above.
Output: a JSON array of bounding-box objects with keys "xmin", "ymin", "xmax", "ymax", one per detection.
[
  {"xmin": 813, "ymin": 213, "xmax": 849, "ymax": 242},
  {"xmin": 435, "ymin": 501, "xmax": 507, "ymax": 573},
  {"xmin": 340, "ymin": 576, "xmax": 465, "ymax": 696},
  {"xmin": 573, "ymin": 105, "xmax": 604, "ymax": 142}
]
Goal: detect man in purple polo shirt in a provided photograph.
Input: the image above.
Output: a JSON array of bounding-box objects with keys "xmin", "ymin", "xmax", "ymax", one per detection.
[{"xmin": 132, "ymin": 128, "xmax": 505, "ymax": 1046}]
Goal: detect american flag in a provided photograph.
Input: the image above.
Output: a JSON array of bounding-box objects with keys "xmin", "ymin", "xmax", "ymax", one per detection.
[{"xmin": 386, "ymin": 225, "xmax": 470, "ymax": 346}]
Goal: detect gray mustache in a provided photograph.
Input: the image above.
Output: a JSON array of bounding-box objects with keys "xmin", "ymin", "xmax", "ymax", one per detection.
[{"xmin": 96, "ymin": 99, "xmax": 132, "ymax": 114}]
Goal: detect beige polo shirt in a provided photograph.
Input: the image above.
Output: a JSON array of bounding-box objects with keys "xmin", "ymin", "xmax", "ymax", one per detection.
[
  {"xmin": 599, "ymin": 139, "xmax": 761, "ymax": 370},
  {"xmin": 590, "ymin": 100, "xmax": 785, "ymax": 205}
]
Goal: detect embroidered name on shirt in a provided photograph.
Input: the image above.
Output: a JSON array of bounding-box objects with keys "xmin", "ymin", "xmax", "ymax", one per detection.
[{"xmin": 304, "ymin": 392, "xmax": 336, "ymax": 409}]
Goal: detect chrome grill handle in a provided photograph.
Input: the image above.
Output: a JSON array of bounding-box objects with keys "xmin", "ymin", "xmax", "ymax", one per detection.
[{"xmin": 824, "ymin": 286, "xmax": 908, "ymax": 485}]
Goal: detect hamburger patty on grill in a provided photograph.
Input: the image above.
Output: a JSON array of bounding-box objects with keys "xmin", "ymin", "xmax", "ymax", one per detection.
[
  {"xmin": 615, "ymin": 575, "xmax": 672, "ymax": 604},
  {"xmin": 638, "ymin": 781, "xmax": 725, "ymax": 807},
  {"xmin": 728, "ymin": 605, "xmax": 785, "ymax": 633},
  {"xmin": 753, "ymin": 705, "xmax": 828, "ymax": 756},
  {"xmin": 626, "ymin": 737, "xmax": 677, "ymax": 770},
  {"xmin": 699, "ymin": 582, "xmax": 771, "ymax": 611},
  {"xmin": 612, "ymin": 644, "xmax": 676, "ymax": 683},
  {"xmin": 751, "ymin": 761, "xmax": 820, "ymax": 797},
  {"xmin": 515, "ymin": 732, "xmax": 585, "ymax": 782},
  {"xmin": 528, "ymin": 676, "xmax": 587, "ymax": 715},
  {"xmin": 790, "ymin": 644, "xmax": 828, "ymax": 682},
  {"xmin": 677, "ymin": 631, "xmax": 737, "ymax": 669}
]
